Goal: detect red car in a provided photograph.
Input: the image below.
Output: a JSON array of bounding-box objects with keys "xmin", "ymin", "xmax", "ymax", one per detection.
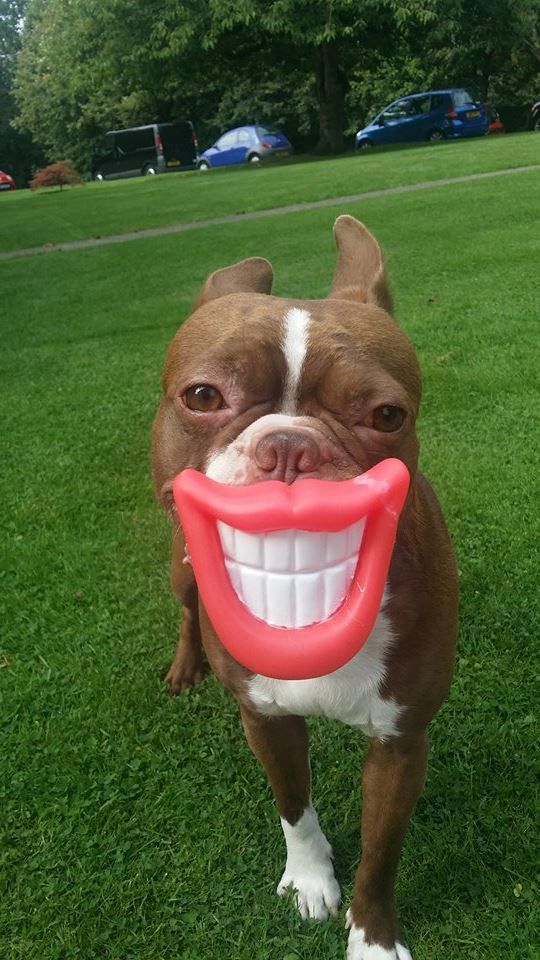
[
  {"xmin": 487, "ymin": 107, "xmax": 505, "ymax": 135},
  {"xmin": 0, "ymin": 170, "xmax": 16, "ymax": 192}
]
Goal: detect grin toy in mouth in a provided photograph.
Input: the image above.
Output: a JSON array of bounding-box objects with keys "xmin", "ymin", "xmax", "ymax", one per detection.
[{"xmin": 172, "ymin": 458, "xmax": 409, "ymax": 680}]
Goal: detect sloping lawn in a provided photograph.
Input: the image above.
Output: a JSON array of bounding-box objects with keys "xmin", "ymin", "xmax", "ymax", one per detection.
[
  {"xmin": 0, "ymin": 132, "xmax": 538, "ymax": 253},
  {"xmin": 1, "ymin": 169, "xmax": 538, "ymax": 959}
]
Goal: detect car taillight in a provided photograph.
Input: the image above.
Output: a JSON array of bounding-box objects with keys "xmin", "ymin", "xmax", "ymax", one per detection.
[
  {"xmin": 260, "ymin": 141, "xmax": 272, "ymax": 149},
  {"xmin": 192, "ymin": 130, "xmax": 199, "ymax": 149},
  {"xmin": 156, "ymin": 133, "xmax": 164, "ymax": 154},
  {"xmin": 446, "ymin": 109, "xmax": 458, "ymax": 120}
]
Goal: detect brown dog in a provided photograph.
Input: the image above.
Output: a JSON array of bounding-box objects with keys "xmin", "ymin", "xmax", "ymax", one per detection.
[{"xmin": 152, "ymin": 216, "xmax": 458, "ymax": 959}]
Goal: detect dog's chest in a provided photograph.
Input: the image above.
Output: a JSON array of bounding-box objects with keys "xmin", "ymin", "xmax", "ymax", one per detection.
[{"xmin": 247, "ymin": 609, "xmax": 404, "ymax": 739}]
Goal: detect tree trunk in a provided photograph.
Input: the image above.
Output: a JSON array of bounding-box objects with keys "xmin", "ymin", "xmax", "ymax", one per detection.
[
  {"xmin": 315, "ymin": 41, "xmax": 346, "ymax": 154},
  {"xmin": 479, "ymin": 51, "xmax": 493, "ymax": 102}
]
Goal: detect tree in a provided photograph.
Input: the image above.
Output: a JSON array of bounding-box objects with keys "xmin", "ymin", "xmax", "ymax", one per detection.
[
  {"xmin": 0, "ymin": 0, "xmax": 43, "ymax": 183},
  {"xmin": 444, "ymin": 0, "xmax": 540, "ymax": 124},
  {"xmin": 12, "ymin": 0, "xmax": 540, "ymax": 174},
  {"xmin": 29, "ymin": 159, "xmax": 82, "ymax": 189}
]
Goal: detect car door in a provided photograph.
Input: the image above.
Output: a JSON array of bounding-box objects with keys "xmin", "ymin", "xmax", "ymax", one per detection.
[
  {"xmin": 402, "ymin": 95, "xmax": 433, "ymax": 141},
  {"xmin": 235, "ymin": 128, "xmax": 252, "ymax": 161},
  {"xmin": 114, "ymin": 131, "xmax": 140, "ymax": 176},
  {"xmin": 93, "ymin": 133, "xmax": 117, "ymax": 177},
  {"xmin": 212, "ymin": 130, "xmax": 240, "ymax": 166},
  {"xmin": 372, "ymin": 100, "xmax": 411, "ymax": 144}
]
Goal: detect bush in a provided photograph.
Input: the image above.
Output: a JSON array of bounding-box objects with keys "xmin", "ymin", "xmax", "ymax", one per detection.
[{"xmin": 29, "ymin": 160, "xmax": 82, "ymax": 191}]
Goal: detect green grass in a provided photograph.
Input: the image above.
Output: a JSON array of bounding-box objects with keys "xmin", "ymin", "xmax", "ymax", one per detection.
[
  {"xmin": 1, "ymin": 158, "xmax": 539, "ymax": 960},
  {"xmin": 0, "ymin": 132, "xmax": 538, "ymax": 253}
]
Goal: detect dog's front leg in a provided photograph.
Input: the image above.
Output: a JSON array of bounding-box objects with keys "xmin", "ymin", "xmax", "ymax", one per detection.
[
  {"xmin": 164, "ymin": 589, "xmax": 207, "ymax": 694},
  {"xmin": 240, "ymin": 706, "xmax": 341, "ymax": 920},
  {"xmin": 347, "ymin": 732, "xmax": 428, "ymax": 959},
  {"xmin": 165, "ymin": 532, "xmax": 207, "ymax": 694}
]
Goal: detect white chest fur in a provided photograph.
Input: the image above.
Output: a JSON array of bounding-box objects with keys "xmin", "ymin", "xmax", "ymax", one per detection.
[{"xmin": 247, "ymin": 607, "xmax": 404, "ymax": 739}]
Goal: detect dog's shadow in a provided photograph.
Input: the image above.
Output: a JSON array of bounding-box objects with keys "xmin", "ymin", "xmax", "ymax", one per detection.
[{"xmin": 315, "ymin": 671, "xmax": 535, "ymax": 931}]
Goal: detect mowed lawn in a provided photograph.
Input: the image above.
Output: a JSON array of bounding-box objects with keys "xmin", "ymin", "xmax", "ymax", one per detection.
[
  {"xmin": 1, "ymin": 159, "xmax": 539, "ymax": 960},
  {"xmin": 0, "ymin": 132, "xmax": 538, "ymax": 253}
]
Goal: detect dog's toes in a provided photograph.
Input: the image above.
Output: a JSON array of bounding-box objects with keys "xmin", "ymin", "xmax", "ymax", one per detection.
[
  {"xmin": 395, "ymin": 944, "xmax": 412, "ymax": 960},
  {"xmin": 277, "ymin": 866, "xmax": 341, "ymax": 921},
  {"xmin": 164, "ymin": 661, "xmax": 207, "ymax": 695},
  {"xmin": 346, "ymin": 923, "xmax": 413, "ymax": 959}
]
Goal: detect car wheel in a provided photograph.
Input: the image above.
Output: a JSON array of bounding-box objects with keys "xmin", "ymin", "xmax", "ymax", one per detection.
[
  {"xmin": 198, "ymin": 159, "xmax": 210, "ymax": 170},
  {"xmin": 143, "ymin": 165, "xmax": 157, "ymax": 176},
  {"xmin": 534, "ymin": 115, "xmax": 540, "ymax": 132},
  {"xmin": 94, "ymin": 171, "xmax": 105, "ymax": 181},
  {"xmin": 357, "ymin": 139, "xmax": 373, "ymax": 151},
  {"xmin": 427, "ymin": 129, "xmax": 445, "ymax": 142},
  {"xmin": 247, "ymin": 153, "xmax": 262, "ymax": 163}
]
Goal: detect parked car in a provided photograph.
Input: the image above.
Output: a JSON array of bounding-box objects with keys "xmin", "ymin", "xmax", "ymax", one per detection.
[
  {"xmin": 355, "ymin": 89, "xmax": 489, "ymax": 149},
  {"xmin": 91, "ymin": 121, "xmax": 199, "ymax": 180},
  {"xmin": 0, "ymin": 169, "xmax": 16, "ymax": 192},
  {"xmin": 527, "ymin": 100, "xmax": 540, "ymax": 131},
  {"xmin": 198, "ymin": 125, "xmax": 291, "ymax": 169}
]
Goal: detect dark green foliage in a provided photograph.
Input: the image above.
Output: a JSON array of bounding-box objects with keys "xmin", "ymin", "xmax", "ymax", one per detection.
[
  {"xmin": 0, "ymin": 0, "xmax": 44, "ymax": 183},
  {"xmin": 9, "ymin": 0, "xmax": 540, "ymax": 171}
]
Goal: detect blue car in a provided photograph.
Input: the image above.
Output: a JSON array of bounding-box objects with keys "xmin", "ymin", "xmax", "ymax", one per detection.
[
  {"xmin": 198, "ymin": 125, "xmax": 292, "ymax": 169},
  {"xmin": 355, "ymin": 89, "xmax": 489, "ymax": 150}
]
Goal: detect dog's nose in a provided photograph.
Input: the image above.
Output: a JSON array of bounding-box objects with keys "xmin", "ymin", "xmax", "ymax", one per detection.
[{"xmin": 254, "ymin": 431, "xmax": 322, "ymax": 483}]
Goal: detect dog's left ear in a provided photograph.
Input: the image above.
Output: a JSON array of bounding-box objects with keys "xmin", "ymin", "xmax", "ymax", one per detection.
[
  {"xmin": 328, "ymin": 215, "xmax": 393, "ymax": 314},
  {"xmin": 195, "ymin": 257, "xmax": 274, "ymax": 308}
]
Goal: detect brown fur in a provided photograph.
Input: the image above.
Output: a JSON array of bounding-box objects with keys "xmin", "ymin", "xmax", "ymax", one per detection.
[{"xmin": 151, "ymin": 215, "xmax": 458, "ymax": 953}]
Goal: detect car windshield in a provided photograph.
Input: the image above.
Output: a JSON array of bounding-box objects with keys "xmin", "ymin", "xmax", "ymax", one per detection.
[{"xmin": 453, "ymin": 90, "xmax": 476, "ymax": 106}]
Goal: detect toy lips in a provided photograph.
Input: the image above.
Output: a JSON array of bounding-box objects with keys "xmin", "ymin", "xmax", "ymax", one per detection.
[{"xmin": 172, "ymin": 458, "xmax": 410, "ymax": 681}]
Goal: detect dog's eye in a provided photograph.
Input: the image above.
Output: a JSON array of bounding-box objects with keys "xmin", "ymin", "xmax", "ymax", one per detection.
[
  {"xmin": 184, "ymin": 384, "xmax": 225, "ymax": 412},
  {"xmin": 371, "ymin": 405, "xmax": 406, "ymax": 432}
]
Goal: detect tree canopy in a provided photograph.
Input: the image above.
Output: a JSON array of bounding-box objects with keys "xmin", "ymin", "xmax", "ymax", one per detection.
[{"xmin": 3, "ymin": 0, "xmax": 539, "ymax": 179}]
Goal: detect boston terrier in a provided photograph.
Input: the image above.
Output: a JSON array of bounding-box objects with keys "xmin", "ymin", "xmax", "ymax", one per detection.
[{"xmin": 152, "ymin": 215, "xmax": 458, "ymax": 959}]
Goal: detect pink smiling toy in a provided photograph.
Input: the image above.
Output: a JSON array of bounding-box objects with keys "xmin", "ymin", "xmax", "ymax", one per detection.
[{"xmin": 172, "ymin": 458, "xmax": 409, "ymax": 681}]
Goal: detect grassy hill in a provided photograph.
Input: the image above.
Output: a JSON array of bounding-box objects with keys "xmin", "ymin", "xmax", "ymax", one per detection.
[
  {"xmin": 0, "ymin": 133, "xmax": 538, "ymax": 253},
  {"xmin": 1, "ymin": 143, "xmax": 538, "ymax": 960}
]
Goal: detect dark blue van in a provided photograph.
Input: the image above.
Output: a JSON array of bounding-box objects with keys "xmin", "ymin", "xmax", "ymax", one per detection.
[{"xmin": 355, "ymin": 89, "xmax": 489, "ymax": 149}]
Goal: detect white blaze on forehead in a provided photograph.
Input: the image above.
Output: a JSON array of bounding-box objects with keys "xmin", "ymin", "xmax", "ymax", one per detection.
[{"xmin": 281, "ymin": 308, "xmax": 311, "ymax": 415}]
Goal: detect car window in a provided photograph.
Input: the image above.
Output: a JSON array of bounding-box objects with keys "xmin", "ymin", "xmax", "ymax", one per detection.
[
  {"xmin": 381, "ymin": 100, "xmax": 410, "ymax": 121},
  {"xmin": 430, "ymin": 95, "xmax": 446, "ymax": 110},
  {"xmin": 410, "ymin": 95, "xmax": 431, "ymax": 114},
  {"xmin": 159, "ymin": 122, "xmax": 193, "ymax": 149},
  {"xmin": 236, "ymin": 129, "xmax": 251, "ymax": 144},
  {"xmin": 452, "ymin": 90, "xmax": 476, "ymax": 107},
  {"xmin": 116, "ymin": 128, "xmax": 154, "ymax": 153},
  {"xmin": 138, "ymin": 127, "xmax": 155, "ymax": 148},
  {"xmin": 95, "ymin": 133, "xmax": 114, "ymax": 156},
  {"xmin": 216, "ymin": 131, "xmax": 238, "ymax": 149},
  {"xmin": 256, "ymin": 126, "xmax": 280, "ymax": 137},
  {"xmin": 115, "ymin": 131, "xmax": 136, "ymax": 153}
]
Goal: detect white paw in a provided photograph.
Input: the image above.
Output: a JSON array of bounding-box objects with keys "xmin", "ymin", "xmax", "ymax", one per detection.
[
  {"xmin": 278, "ymin": 806, "xmax": 341, "ymax": 920},
  {"xmin": 346, "ymin": 915, "xmax": 412, "ymax": 960},
  {"xmin": 277, "ymin": 855, "xmax": 341, "ymax": 920}
]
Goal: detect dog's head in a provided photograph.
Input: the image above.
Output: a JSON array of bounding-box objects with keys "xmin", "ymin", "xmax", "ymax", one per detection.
[{"xmin": 153, "ymin": 215, "xmax": 421, "ymax": 513}]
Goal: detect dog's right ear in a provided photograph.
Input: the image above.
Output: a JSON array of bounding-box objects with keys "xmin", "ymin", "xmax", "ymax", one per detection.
[{"xmin": 194, "ymin": 257, "xmax": 274, "ymax": 308}]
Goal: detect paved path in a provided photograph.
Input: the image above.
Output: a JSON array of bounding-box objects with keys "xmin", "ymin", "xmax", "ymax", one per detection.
[{"xmin": 1, "ymin": 164, "xmax": 538, "ymax": 263}]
